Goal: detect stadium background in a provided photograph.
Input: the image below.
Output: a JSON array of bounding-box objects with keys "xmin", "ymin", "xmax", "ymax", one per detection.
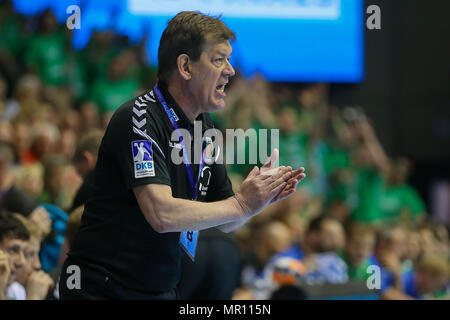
[{"xmin": 0, "ymin": 0, "xmax": 449, "ymax": 300}]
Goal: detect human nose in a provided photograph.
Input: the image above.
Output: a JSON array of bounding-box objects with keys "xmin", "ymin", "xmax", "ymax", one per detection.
[
  {"xmin": 34, "ymin": 256, "xmax": 42, "ymax": 270},
  {"xmin": 16, "ymin": 251, "xmax": 26, "ymax": 268},
  {"xmin": 224, "ymin": 59, "xmax": 235, "ymax": 78}
]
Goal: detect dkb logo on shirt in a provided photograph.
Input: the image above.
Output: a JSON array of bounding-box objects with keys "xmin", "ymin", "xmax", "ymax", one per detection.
[{"xmin": 132, "ymin": 140, "xmax": 155, "ymax": 178}]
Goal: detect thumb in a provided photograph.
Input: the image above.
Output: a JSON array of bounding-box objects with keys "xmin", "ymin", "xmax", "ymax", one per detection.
[{"xmin": 262, "ymin": 148, "xmax": 279, "ymax": 170}]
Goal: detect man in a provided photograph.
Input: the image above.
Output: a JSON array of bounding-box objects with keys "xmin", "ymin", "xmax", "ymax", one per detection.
[
  {"xmin": 0, "ymin": 140, "xmax": 38, "ymax": 216},
  {"xmin": 7, "ymin": 215, "xmax": 54, "ymax": 300},
  {"xmin": 59, "ymin": 11, "xmax": 305, "ymax": 300},
  {"xmin": 382, "ymin": 254, "xmax": 449, "ymax": 300},
  {"xmin": 0, "ymin": 211, "xmax": 29, "ymax": 300},
  {"xmin": 341, "ymin": 222, "xmax": 376, "ymax": 282},
  {"xmin": 70, "ymin": 129, "xmax": 103, "ymax": 212}
]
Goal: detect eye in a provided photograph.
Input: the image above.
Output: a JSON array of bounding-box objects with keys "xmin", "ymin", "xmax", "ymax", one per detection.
[
  {"xmin": 7, "ymin": 246, "xmax": 19, "ymax": 254},
  {"xmin": 213, "ymin": 58, "xmax": 224, "ymax": 66}
]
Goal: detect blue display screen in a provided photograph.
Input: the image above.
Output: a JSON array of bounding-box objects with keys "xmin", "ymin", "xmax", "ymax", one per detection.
[{"xmin": 11, "ymin": 0, "xmax": 364, "ymax": 82}]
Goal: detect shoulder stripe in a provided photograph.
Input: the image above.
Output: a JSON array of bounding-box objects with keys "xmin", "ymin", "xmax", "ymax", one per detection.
[
  {"xmin": 138, "ymin": 96, "xmax": 147, "ymax": 104},
  {"xmin": 143, "ymin": 93, "xmax": 156, "ymax": 103},
  {"xmin": 135, "ymin": 100, "xmax": 147, "ymax": 108},
  {"xmin": 132, "ymin": 117, "xmax": 146, "ymax": 128},
  {"xmin": 133, "ymin": 107, "xmax": 146, "ymax": 117},
  {"xmin": 131, "ymin": 95, "xmax": 165, "ymax": 158}
]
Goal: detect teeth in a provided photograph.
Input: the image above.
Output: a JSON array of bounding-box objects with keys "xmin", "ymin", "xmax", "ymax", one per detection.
[{"xmin": 217, "ymin": 85, "xmax": 225, "ymax": 92}]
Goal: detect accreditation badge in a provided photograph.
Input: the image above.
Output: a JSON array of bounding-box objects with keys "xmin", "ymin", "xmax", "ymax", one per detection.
[{"xmin": 179, "ymin": 230, "xmax": 199, "ymax": 261}]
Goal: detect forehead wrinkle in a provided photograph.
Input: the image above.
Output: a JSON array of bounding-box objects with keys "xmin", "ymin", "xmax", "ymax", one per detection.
[{"xmin": 203, "ymin": 39, "xmax": 232, "ymax": 54}]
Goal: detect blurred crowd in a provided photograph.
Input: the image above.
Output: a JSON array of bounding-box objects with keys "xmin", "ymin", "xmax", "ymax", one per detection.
[{"xmin": 0, "ymin": 3, "xmax": 448, "ymax": 300}]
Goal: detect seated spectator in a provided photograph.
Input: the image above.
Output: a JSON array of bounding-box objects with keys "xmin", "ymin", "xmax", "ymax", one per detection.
[
  {"xmin": 259, "ymin": 216, "xmax": 348, "ymax": 294},
  {"xmin": 89, "ymin": 50, "xmax": 140, "ymax": 114},
  {"xmin": 402, "ymin": 228, "xmax": 422, "ymax": 274},
  {"xmin": 340, "ymin": 223, "xmax": 376, "ymax": 282},
  {"xmin": 7, "ymin": 214, "xmax": 54, "ymax": 300},
  {"xmin": 47, "ymin": 205, "xmax": 84, "ymax": 299},
  {"xmin": 11, "ymin": 74, "xmax": 54, "ymax": 129},
  {"xmin": 70, "ymin": 129, "xmax": 103, "ymax": 212},
  {"xmin": 0, "ymin": 210, "xmax": 29, "ymax": 300},
  {"xmin": 382, "ymin": 254, "xmax": 449, "ymax": 300},
  {"xmin": 16, "ymin": 163, "xmax": 44, "ymax": 199},
  {"xmin": 37, "ymin": 204, "xmax": 68, "ymax": 272},
  {"xmin": 298, "ymin": 216, "xmax": 347, "ymax": 285},
  {"xmin": 302, "ymin": 252, "xmax": 348, "ymax": 285},
  {"xmin": 25, "ymin": 9, "xmax": 68, "ymax": 88},
  {"xmin": 0, "ymin": 140, "xmax": 38, "ymax": 216},
  {"xmin": 77, "ymin": 101, "xmax": 101, "ymax": 133},
  {"xmin": 239, "ymin": 221, "xmax": 292, "ymax": 299},
  {"xmin": 379, "ymin": 158, "xmax": 426, "ymax": 225},
  {"xmin": 57, "ymin": 205, "xmax": 84, "ymax": 270},
  {"xmin": 38, "ymin": 153, "xmax": 81, "ymax": 211},
  {"xmin": 23, "ymin": 123, "xmax": 60, "ymax": 165},
  {"xmin": 372, "ymin": 226, "xmax": 408, "ymax": 294},
  {"xmin": 58, "ymin": 129, "xmax": 78, "ymax": 162},
  {"xmin": 272, "ymin": 215, "xmax": 346, "ymax": 262}
]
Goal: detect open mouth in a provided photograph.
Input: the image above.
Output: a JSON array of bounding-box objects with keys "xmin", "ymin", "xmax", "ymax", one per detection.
[{"xmin": 216, "ymin": 83, "xmax": 226, "ymax": 94}]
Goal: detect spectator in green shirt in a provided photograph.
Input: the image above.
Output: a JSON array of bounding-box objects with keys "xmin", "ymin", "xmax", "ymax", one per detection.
[
  {"xmin": 90, "ymin": 50, "xmax": 140, "ymax": 114},
  {"xmin": 25, "ymin": 10, "xmax": 69, "ymax": 87},
  {"xmin": 341, "ymin": 222, "xmax": 376, "ymax": 281},
  {"xmin": 379, "ymin": 158, "xmax": 426, "ymax": 224}
]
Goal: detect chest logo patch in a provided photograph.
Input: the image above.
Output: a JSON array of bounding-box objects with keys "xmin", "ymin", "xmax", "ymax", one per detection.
[{"xmin": 132, "ymin": 140, "xmax": 155, "ymax": 178}]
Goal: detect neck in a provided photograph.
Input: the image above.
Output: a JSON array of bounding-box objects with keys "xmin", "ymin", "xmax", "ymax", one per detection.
[{"xmin": 167, "ymin": 80, "xmax": 201, "ymax": 123}]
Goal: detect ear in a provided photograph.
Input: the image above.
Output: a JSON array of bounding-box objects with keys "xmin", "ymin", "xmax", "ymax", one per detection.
[
  {"xmin": 83, "ymin": 151, "xmax": 97, "ymax": 170},
  {"xmin": 176, "ymin": 54, "xmax": 192, "ymax": 80}
]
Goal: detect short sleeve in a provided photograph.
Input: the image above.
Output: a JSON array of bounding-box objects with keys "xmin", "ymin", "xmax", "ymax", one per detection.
[{"xmin": 108, "ymin": 104, "xmax": 171, "ymax": 189}]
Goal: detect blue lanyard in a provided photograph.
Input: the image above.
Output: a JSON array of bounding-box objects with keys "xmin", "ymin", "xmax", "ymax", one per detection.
[{"xmin": 153, "ymin": 84, "xmax": 206, "ymax": 200}]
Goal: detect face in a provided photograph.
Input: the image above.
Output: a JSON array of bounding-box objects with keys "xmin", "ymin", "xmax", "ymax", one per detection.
[
  {"xmin": 346, "ymin": 234, "xmax": 375, "ymax": 266},
  {"xmin": 188, "ymin": 40, "xmax": 235, "ymax": 113},
  {"xmin": 16, "ymin": 238, "xmax": 41, "ymax": 286},
  {"xmin": 320, "ymin": 220, "xmax": 346, "ymax": 252},
  {"xmin": 0, "ymin": 238, "xmax": 27, "ymax": 285},
  {"xmin": 392, "ymin": 228, "xmax": 408, "ymax": 260}
]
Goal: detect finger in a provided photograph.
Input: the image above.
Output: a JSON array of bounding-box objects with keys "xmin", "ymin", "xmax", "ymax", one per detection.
[
  {"xmin": 272, "ymin": 188, "xmax": 296, "ymax": 203},
  {"xmin": 286, "ymin": 177, "xmax": 299, "ymax": 185},
  {"xmin": 261, "ymin": 166, "xmax": 289, "ymax": 183},
  {"xmin": 259, "ymin": 166, "xmax": 290, "ymax": 180},
  {"xmin": 268, "ymin": 169, "xmax": 293, "ymax": 188},
  {"xmin": 269, "ymin": 181, "xmax": 287, "ymax": 200},
  {"xmin": 290, "ymin": 167, "xmax": 305, "ymax": 178}
]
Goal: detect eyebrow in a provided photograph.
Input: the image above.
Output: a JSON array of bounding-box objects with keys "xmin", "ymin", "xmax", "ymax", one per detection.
[{"xmin": 214, "ymin": 51, "xmax": 231, "ymax": 58}]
